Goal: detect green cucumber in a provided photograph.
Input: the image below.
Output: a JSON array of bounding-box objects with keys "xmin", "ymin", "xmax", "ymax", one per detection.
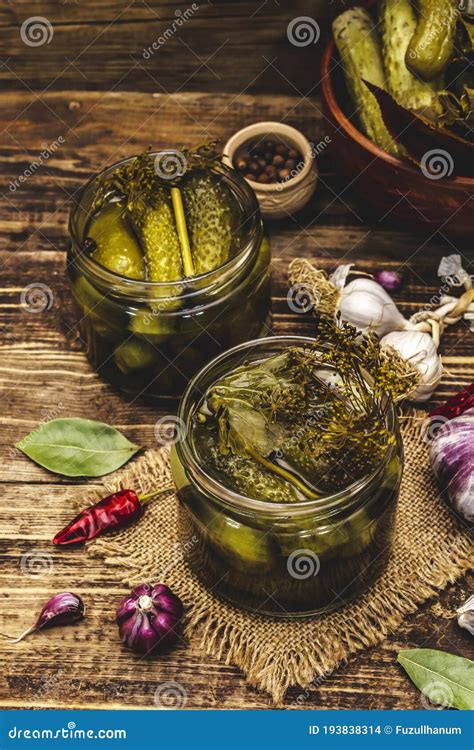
[
  {"xmin": 380, "ymin": 0, "xmax": 442, "ymax": 118},
  {"xmin": 333, "ymin": 7, "xmax": 404, "ymax": 156},
  {"xmin": 182, "ymin": 170, "xmax": 235, "ymax": 275},
  {"xmin": 114, "ymin": 337, "xmax": 158, "ymax": 373},
  {"xmin": 129, "ymin": 188, "xmax": 183, "ymax": 282},
  {"xmin": 406, "ymin": 0, "xmax": 458, "ymax": 81},
  {"xmin": 88, "ymin": 204, "xmax": 145, "ymax": 280}
]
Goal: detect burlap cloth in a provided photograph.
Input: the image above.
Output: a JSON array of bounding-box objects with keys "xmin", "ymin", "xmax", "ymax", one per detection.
[{"xmin": 90, "ymin": 410, "xmax": 472, "ymax": 703}]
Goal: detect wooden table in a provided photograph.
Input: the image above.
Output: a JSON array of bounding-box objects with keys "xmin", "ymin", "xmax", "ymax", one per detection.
[{"xmin": 0, "ymin": 2, "xmax": 472, "ymax": 710}]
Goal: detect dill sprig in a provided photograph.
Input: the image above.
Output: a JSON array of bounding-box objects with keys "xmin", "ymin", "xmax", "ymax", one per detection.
[
  {"xmin": 199, "ymin": 316, "xmax": 412, "ymax": 498},
  {"xmin": 92, "ymin": 142, "xmax": 220, "ymax": 212}
]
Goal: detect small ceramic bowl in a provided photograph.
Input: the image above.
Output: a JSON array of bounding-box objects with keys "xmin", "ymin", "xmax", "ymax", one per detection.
[{"xmin": 223, "ymin": 122, "xmax": 317, "ymax": 220}]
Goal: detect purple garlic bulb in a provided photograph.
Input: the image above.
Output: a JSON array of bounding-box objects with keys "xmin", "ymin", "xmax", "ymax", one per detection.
[
  {"xmin": 374, "ymin": 270, "xmax": 403, "ymax": 293},
  {"xmin": 429, "ymin": 407, "xmax": 474, "ymax": 523},
  {"xmin": 116, "ymin": 583, "xmax": 184, "ymax": 654}
]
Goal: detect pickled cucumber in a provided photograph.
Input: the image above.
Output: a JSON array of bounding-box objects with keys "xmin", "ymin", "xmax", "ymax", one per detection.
[
  {"xmin": 72, "ymin": 276, "xmax": 124, "ymax": 338},
  {"xmin": 276, "ymin": 521, "xmax": 350, "ymax": 561},
  {"xmin": 129, "ymin": 307, "xmax": 179, "ymax": 343},
  {"xmin": 187, "ymin": 493, "xmax": 277, "ymax": 572},
  {"xmin": 211, "ymin": 517, "xmax": 277, "ymax": 573},
  {"xmin": 73, "ymin": 150, "xmax": 272, "ymax": 400},
  {"xmin": 88, "ymin": 204, "xmax": 145, "ymax": 280},
  {"xmin": 196, "ymin": 438, "xmax": 303, "ymax": 503},
  {"xmin": 380, "ymin": 0, "xmax": 442, "ymax": 118},
  {"xmin": 129, "ymin": 188, "xmax": 183, "ymax": 282},
  {"xmin": 406, "ymin": 0, "xmax": 458, "ymax": 81},
  {"xmin": 114, "ymin": 337, "xmax": 158, "ymax": 374},
  {"xmin": 333, "ymin": 7, "xmax": 404, "ymax": 156},
  {"xmin": 182, "ymin": 171, "xmax": 236, "ymax": 275}
]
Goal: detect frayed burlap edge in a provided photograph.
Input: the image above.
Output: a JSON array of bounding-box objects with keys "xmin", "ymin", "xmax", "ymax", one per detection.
[{"xmin": 88, "ymin": 409, "xmax": 472, "ymax": 704}]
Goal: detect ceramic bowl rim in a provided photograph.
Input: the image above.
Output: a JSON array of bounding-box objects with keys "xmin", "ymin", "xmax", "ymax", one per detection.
[
  {"xmin": 321, "ymin": 38, "xmax": 474, "ymax": 188},
  {"xmin": 222, "ymin": 121, "xmax": 317, "ymax": 194}
]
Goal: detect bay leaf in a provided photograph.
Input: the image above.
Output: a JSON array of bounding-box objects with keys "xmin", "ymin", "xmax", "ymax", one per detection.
[
  {"xmin": 365, "ymin": 81, "xmax": 474, "ymax": 176},
  {"xmin": 398, "ymin": 648, "xmax": 474, "ymax": 710},
  {"xmin": 16, "ymin": 418, "xmax": 140, "ymax": 477},
  {"xmin": 225, "ymin": 404, "xmax": 285, "ymax": 458}
]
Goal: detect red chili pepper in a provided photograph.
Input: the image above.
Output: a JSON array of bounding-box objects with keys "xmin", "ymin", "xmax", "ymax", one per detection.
[
  {"xmin": 429, "ymin": 383, "xmax": 474, "ymax": 422},
  {"xmin": 53, "ymin": 487, "xmax": 168, "ymax": 546}
]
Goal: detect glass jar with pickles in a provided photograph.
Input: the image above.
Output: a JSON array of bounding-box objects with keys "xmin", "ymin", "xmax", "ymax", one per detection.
[
  {"xmin": 171, "ymin": 332, "xmax": 405, "ymax": 617},
  {"xmin": 68, "ymin": 148, "xmax": 270, "ymax": 399}
]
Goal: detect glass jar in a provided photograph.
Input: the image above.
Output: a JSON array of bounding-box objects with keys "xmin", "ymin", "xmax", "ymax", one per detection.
[
  {"xmin": 171, "ymin": 336, "xmax": 403, "ymax": 617},
  {"xmin": 67, "ymin": 157, "xmax": 270, "ymax": 399}
]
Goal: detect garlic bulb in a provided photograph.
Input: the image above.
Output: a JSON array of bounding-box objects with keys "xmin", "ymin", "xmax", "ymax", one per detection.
[
  {"xmin": 438, "ymin": 254, "xmax": 472, "ymax": 290},
  {"xmin": 339, "ymin": 278, "xmax": 407, "ymax": 336},
  {"xmin": 289, "ymin": 260, "xmax": 409, "ymax": 336},
  {"xmin": 381, "ymin": 331, "xmax": 443, "ymax": 402},
  {"xmin": 429, "ymin": 407, "xmax": 474, "ymax": 523}
]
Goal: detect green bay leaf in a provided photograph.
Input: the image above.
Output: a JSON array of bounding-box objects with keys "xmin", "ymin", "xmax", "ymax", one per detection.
[
  {"xmin": 398, "ymin": 648, "xmax": 474, "ymax": 710},
  {"xmin": 16, "ymin": 418, "xmax": 140, "ymax": 477}
]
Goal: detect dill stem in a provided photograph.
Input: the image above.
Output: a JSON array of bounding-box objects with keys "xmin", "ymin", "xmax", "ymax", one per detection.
[
  {"xmin": 171, "ymin": 186, "xmax": 195, "ymax": 277},
  {"xmin": 246, "ymin": 448, "xmax": 320, "ymax": 500}
]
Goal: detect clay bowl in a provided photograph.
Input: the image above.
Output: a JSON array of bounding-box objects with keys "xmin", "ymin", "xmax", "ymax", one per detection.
[{"xmin": 320, "ymin": 40, "xmax": 473, "ymax": 242}]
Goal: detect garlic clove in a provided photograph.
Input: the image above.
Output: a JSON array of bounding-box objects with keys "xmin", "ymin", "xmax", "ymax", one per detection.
[
  {"xmin": 0, "ymin": 592, "xmax": 85, "ymax": 644},
  {"xmin": 329, "ymin": 263, "xmax": 353, "ymax": 290},
  {"xmin": 339, "ymin": 278, "xmax": 407, "ymax": 336},
  {"xmin": 381, "ymin": 330, "xmax": 443, "ymax": 402},
  {"xmin": 457, "ymin": 595, "xmax": 474, "ymax": 636}
]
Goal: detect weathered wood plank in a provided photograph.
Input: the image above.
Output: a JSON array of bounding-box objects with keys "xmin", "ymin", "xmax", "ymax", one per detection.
[
  {"xmin": 1, "ymin": 534, "xmax": 471, "ymax": 710},
  {"xmin": 0, "ymin": 0, "xmax": 328, "ymax": 95}
]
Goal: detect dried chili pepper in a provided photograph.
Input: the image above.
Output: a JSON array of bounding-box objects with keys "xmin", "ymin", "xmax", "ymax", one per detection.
[
  {"xmin": 429, "ymin": 383, "xmax": 474, "ymax": 422},
  {"xmin": 53, "ymin": 487, "xmax": 171, "ymax": 546}
]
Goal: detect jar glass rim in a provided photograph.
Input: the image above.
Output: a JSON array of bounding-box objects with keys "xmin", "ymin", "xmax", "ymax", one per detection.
[
  {"xmin": 175, "ymin": 335, "xmax": 400, "ymax": 517},
  {"xmin": 68, "ymin": 153, "xmax": 263, "ymax": 296}
]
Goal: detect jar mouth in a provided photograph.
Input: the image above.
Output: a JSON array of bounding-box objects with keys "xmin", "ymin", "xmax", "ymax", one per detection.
[
  {"xmin": 176, "ymin": 335, "xmax": 399, "ymax": 517},
  {"xmin": 68, "ymin": 153, "xmax": 263, "ymax": 299}
]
